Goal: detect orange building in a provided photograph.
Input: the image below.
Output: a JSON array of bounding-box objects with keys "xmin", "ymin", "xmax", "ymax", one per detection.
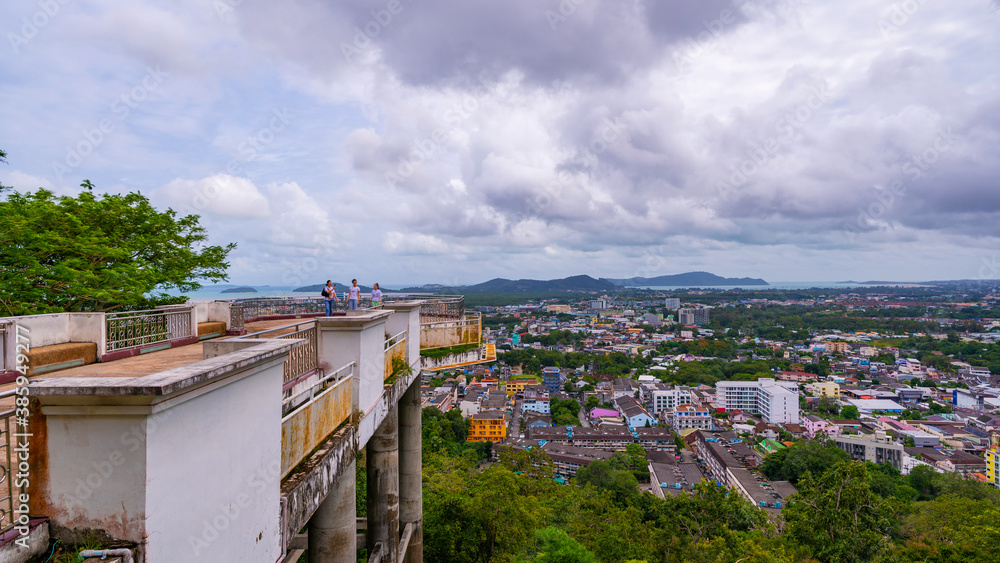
[{"xmin": 469, "ymin": 410, "xmax": 507, "ymax": 442}]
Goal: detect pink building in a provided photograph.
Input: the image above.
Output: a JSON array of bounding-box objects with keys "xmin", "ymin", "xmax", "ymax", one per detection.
[
  {"xmin": 804, "ymin": 414, "xmax": 840, "ymax": 438},
  {"xmin": 777, "ymin": 371, "xmax": 814, "ymax": 382},
  {"xmin": 589, "ymin": 407, "xmax": 619, "ymax": 421}
]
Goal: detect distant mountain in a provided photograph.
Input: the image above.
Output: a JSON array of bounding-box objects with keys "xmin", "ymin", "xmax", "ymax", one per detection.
[
  {"xmin": 392, "ymin": 284, "xmax": 453, "ymax": 293},
  {"xmin": 466, "ymin": 275, "xmax": 618, "ymax": 293},
  {"xmin": 605, "ymin": 271, "xmax": 768, "ymax": 287},
  {"xmin": 293, "ymin": 282, "xmax": 373, "ymax": 293},
  {"xmin": 220, "ymin": 286, "xmax": 258, "ymax": 294}
]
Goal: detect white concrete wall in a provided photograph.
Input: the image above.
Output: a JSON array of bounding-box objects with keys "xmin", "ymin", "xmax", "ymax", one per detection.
[
  {"xmin": 34, "ymin": 342, "xmax": 290, "ymax": 562},
  {"xmin": 0, "ymin": 313, "xmax": 106, "ymax": 359},
  {"xmin": 146, "ymin": 360, "xmax": 282, "ymax": 563},
  {"xmin": 318, "ymin": 313, "xmax": 391, "ymax": 415},
  {"xmin": 40, "ymin": 413, "xmax": 150, "ymax": 541},
  {"xmin": 188, "ymin": 302, "xmax": 233, "ymax": 326}
]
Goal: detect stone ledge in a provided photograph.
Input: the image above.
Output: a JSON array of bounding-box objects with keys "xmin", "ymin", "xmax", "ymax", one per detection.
[{"xmin": 29, "ymin": 339, "xmax": 298, "ymax": 397}]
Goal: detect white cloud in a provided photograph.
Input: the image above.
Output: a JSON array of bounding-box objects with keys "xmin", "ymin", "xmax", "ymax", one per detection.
[{"xmin": 158, "ymin": 174, "xmax": 271, "ymax": 219}]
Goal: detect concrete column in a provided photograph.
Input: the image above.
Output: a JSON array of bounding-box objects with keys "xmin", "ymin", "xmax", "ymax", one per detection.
[
  {"xmin": 367, "ymin": 405, "xmax": 400, "ymax": 562},
  {"xmin": 399, "ymin": 380, "xmax": 423, "ymax": 563},
  {"xmin": 308, "ymin": 458, "xmax": 357, "ymax": 563}
]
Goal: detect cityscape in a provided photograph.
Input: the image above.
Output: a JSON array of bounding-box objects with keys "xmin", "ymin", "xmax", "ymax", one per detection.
[{"xmin": 2, "ymin": 0, "xmax": 1000, "ymax": 562}]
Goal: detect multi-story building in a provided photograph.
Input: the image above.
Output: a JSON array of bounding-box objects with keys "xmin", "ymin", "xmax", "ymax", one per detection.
[
  {"xmin": 504, "ymin": 377, "xmax": 541, "ymax": 396},
  {"xmin": 670, "ymin": 404, "xmax": 713, "ymax": 431},
  {"xmin": 834, "ymin": 432, "xmax": 903, "ymax": 470},
  {"xmin": 803, "ymin": 414, "xmax": 840, "ymax": 438},
  {"xmin": 664, "ymin": 298, "xmax": 681, "ymax": 309},
  {"xmin": 469, "ymin": 410, "xmax": 507, "ymax": 442},
  {"xmin": 542, "ymin": 366, "xmax": 562, "ymax": 394},
  {"xmin": 651, "ymin": 386, "xmax": 693, "ymax": 414},
  {"xmin": 717, "ymin": 378, "xmax": 799, "ymax": 424},
  {"xmin": 678, "ymin": 308, "xmax": 710, "ymax": 326},
  {"xmin": 985, "ymin": 434, "xmax": 999, "ymax": 488},
  {"xmin": 806, "ymin": 381, "xmax": 840, "ymax": 398},
  {"xmin": 521, "ymin": 397, "xmax": 550, "ymax": 414}
]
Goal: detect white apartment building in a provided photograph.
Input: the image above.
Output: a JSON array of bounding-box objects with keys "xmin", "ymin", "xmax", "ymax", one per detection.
[
  {"xmin": 717, "ymin": 378, "xmax": 799, "ymax": 424},
  {"xmin": 651, "ymin": 387, "xmax": 693, "ymax": 414},
  {"xmin": 670, "ymin": 404, "xmax": 713, "ymax": 431}
]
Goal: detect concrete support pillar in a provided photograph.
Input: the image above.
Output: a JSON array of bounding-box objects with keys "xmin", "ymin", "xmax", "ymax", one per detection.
[
  {"xmin": 308, "ymin": 458, "xmax": 357, "ymax": 563},
  {"xmin": 367, "ymin": 405, "xmax": 400, "ymax": 562},
  {"xmin": 399, "ymin": 380, "xmax": 423, "ymax": 563}
]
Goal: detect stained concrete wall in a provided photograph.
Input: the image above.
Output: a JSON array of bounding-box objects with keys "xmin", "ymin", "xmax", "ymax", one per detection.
[{"xmin": 31, "ymin": 340, "xmax": 293, "ymax": 562}]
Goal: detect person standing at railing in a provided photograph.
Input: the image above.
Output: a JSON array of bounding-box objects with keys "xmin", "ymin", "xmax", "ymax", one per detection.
[
  {"xmin": 371, "ymin": 282, "xmax": 383, "ymax": 308},
  {"xmin": 321, "ymin": 280, "xmax": 339, "ymax": 316},
  {"xmin": 348, "ymin": 279, "xmax": 361, "ymax": 310}
]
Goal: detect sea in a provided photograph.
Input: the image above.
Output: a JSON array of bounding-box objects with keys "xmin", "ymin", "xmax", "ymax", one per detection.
[
  {"xmin": 635, "ymin": 281, "xmax": 926, "ymax": 291},
  {"xmin": 170, "ymin": 281, "xmax": 922, "ymax": 301}
]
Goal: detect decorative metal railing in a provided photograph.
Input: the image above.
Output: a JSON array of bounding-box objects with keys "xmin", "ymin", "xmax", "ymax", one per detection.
[
  {"xmin": 105, "ymin": 308, "xmax": 193, "ymax": 352},
  {"xmin": 0, "ymin": 389, "xmax": 20, "ymax": 534},
  {"xmin": 233, "ymin": 296, "xmax": 326, "ymax": 321},
  {"xmin": 235, "ymin": 320, "xmax": 319, "ymax": 384},
  {"xmin": 384, "ymin": 331, "xmax": 407, "ymax": 380},
  {"xmin": 229, "ymin": 302, "xmax": 245, "ymax": 332},
  {"xmin": 411, "ymin": 296, "xmax": 464, "ymax": 322}
]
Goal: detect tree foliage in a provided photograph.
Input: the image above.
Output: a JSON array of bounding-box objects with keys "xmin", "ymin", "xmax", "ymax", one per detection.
[
  {"xmin": 784, "ymin": 461, "xmax": 897, "ymax": 563},
  {"xmin": 0, "ymin": 185, "xmax": 235, "ymax": 315},
  {"xmin": 759, "ymin": 438, "xmax": 851, "ymax": 484}
]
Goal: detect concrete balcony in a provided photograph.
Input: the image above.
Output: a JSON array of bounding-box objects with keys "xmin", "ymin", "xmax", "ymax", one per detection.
[{"xmin": 2, "ymin": 300, "xmax": 426, "ymax": 562}]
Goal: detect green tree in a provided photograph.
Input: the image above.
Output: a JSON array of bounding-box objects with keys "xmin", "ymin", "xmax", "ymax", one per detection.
[
  {"xmin": 785, "ymin": 461, "xmax": 896, "ymax": 563},
  {"xmin": 759, "ymin": 437, "xmax": 851, "ymax": 484},
  {"xmin": 518, "ymin": 527, "xmax": 596, "ymax": 563},
  {"xmin": 839, "ymin": 404, "xmax": 860, "ymax": 420},
  {"xmin": 0, "ymin": 186, "xmax": 235, "ymax": 315},
  {"xmin": 584, "ymin": 395, "xmax": 600, "ymax": 412}
]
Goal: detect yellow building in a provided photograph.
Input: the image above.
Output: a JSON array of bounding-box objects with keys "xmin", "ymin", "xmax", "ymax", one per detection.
[
  {"xmin": 806, "ymin": 381, "xmax": 840, "ymax": 398},
  {"xmin": 987, "ymin": 434, "xmax": 999, "ymax": 489},
  {"xmin": 469, "ymin": 411, "xmax": 507, "ymax": 442},
  {"xmin": 504, "ymin": 377, "xmax": 540, "ymax": 396}
]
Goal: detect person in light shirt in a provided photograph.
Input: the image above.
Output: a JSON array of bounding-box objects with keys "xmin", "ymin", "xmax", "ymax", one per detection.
[
  {"xmin": 371, "ymin": 282, "xmax": 383, "ymax": 308},
  {"xmin": 348, "ymin": 279, "xmax": 361, "ymax": 310}
]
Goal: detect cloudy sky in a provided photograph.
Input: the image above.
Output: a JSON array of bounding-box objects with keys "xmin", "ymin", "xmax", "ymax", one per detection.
[{"xmin": 2, "ymin": 0, "xmax": 999, "ymax": 287}]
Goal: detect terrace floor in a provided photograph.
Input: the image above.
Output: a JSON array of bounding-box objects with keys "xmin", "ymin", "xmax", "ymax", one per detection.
[{"xmin": 0, "ymin": 318, "xmax": 311, "ymax": 410}]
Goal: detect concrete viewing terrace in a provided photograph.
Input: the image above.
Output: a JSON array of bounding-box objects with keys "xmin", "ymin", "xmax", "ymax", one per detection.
[{"xmin": 0, "ymin": 296, "xmax": 487, "ymax": 562}]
